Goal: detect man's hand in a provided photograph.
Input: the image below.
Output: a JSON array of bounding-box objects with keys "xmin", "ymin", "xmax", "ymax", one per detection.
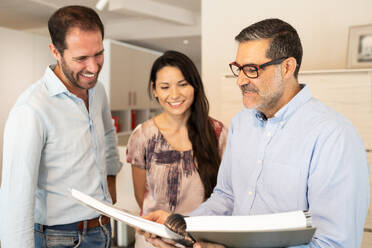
[
  {"xmin": 137, "ymin": 210, "xmax": 173, "ymax": 247},
  {"xmin": 193, "ymin": 242, "xmax": 225, "ymax": 248},
  {"xmin": 145, "ymin": 236, "xmax": 178, "ymax": 248},
  {"xmin": 143, "ymin": 210, "xmax": 171, "ymax": 224},
  {"xmin": 140, "ymin": 210, "xmax": 225, "ymax": 248},
  {"xmin": 136, "ymin": 210, "xmax": 171, "ymax": 236},
  {"xmin": 107, "ymin": 175, "xmax": 117, "ymax": 204},
  {"xmin": 145, "ymin": 237, "xmax": 225, "ymax": 248}
]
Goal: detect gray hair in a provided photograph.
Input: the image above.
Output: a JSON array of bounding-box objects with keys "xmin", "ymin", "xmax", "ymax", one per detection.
[{"xmin": 235, "ymin": 18, "xmax": 303, "ymax": 78}]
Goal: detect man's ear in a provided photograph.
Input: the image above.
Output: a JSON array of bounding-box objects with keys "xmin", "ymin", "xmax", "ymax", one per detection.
[
  {"xmin": 281, "ymin": 57, "xmax": 297, "ymax": 79},
  {"xmin": 49, "ymin": 43, "xmax": 61, "ymax": 61}
]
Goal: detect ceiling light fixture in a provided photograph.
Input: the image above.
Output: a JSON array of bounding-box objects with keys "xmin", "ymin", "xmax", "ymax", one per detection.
[{"xmin": 96, "ymin": 0, "xmax": 109, "ymax": 11}]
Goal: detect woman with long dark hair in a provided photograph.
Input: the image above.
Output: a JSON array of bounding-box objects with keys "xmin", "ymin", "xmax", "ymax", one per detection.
[{"xmin": 126, "ymin": 50, "xmax": 227, "ymax": 247}]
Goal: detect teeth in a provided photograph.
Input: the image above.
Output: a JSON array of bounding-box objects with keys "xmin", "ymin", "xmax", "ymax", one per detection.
[
  {"xmin": 81, "ymin": 73, "xmax": 94, "ymax": 78},
  {"xmin": 169, "ymin": 102, "xmax": 183, "ymax": 106}
]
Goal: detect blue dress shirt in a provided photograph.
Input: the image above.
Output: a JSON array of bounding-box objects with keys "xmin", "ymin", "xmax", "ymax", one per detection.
[
  {"xmin": 0, "ymin": 65, "xmax": 122, "ymax": 247},
  {"xmin": 191, "ymin": 85, "xmax": 369, "ymax": 247}
]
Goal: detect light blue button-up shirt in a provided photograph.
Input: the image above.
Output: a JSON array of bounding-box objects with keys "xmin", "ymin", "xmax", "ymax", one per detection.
[
  {"xmin": 191, "ymin": 85, "xmax": 369, "ymax": 247},
  {"xmin": 0, "ymin": 65, "xmax": 122, "ymax": 247}
]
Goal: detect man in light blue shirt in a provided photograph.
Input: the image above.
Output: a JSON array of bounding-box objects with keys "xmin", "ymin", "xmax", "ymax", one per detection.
[
  {"xmin": 145, "ymin": 19, "xmax": 369, "ymax": 248},
  {"xmin": 0, "ymin": 6, "xmax": 122, "ymax": 248}
]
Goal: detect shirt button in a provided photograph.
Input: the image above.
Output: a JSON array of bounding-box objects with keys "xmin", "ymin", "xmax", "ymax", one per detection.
[
  {"xmin": 248, "ymin": 191, "xmax": 253, "ymax": 196},
  {"xmin": 258, "ymin": 160, "xmax": 262, "ymax": 165}
]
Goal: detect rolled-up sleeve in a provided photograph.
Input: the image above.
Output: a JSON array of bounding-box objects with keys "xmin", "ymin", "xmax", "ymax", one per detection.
[
  {"xmin": 104, "ymin": 127, "xmax": 122, "ymax": 175},
  {"xmin": 291, "ymin": 122, "xmax": 369, "ymax": 247},
  {"xmin": 101, "ymin": 86, "xmax": 122, "ymax": 176},
  {"xmin": 1, "ymin": 104, "xmax": 45, "ymax": 247}
]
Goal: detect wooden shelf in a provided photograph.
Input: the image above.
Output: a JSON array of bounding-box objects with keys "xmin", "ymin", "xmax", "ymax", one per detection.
[{"xmin": 98, "ymin": 39, "xmax": 163, "ymax": 146}]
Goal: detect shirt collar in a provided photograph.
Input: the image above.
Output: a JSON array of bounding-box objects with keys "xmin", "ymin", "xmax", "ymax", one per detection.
[
  {"xmin": 43, "ymin": 65, "xmax": 69, "ymax": 96},
  {"xmin": 43, "ymin": 64, "xmax": 96, "ymax": 98},
  {"xmin": 254, "ymin": 84, "xmax": 312, "ymax": 123}
]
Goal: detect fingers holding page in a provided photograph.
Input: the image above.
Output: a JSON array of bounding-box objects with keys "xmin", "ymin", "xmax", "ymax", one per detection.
[
  {"xmin": 146, "ymin": 236, "xmax": 179, "ymax": 248},
  {"xmin": 193, "ymin": 242, "xmax": 226, "ymax": 248},
  {"xmin": 143, "ymin": 210, "xmax": 171, "ymax": 224}
]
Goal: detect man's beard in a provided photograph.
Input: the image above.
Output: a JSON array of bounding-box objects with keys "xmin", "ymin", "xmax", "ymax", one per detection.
[
  {"xmin": 240, "ymin": 69, "xmax": 285, "ymax": 112},
  {"xmin": 60, "ymin": 58, "xmax": 101, "ymax": 90},
  {"xmin": 240, "ymin": 83, "xmax": 259, "ymax": 94}
]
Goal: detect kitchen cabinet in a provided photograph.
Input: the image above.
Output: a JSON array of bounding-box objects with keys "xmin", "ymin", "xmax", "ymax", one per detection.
[{"xmin": 99, "ymin": 39, "xmax": 163, "ymax": 145}]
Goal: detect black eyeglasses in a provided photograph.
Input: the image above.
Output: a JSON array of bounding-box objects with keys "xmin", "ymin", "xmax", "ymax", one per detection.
[{"xmin": 229, "ymin": 57, "xmax": 287, "ymax": 79}]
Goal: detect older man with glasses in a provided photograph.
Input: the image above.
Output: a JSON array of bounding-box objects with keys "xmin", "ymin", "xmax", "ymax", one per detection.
[{"xmin": 144, "ymin": 18, "xmax": 369, "ymax": 248}]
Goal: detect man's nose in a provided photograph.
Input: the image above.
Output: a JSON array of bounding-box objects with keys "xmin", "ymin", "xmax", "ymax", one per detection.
[
  {"xmin": 236, "ymin": 70, "xmax": 250, "ymax": 86},
  {"xmin": 86, "ymin": 57, "xmax": 99, "ymax": 73}
]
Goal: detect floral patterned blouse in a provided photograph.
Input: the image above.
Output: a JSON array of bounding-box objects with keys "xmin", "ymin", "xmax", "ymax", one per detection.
[{"xmin": 126, "ymin": 117, "xmax": 228, "ymax": 216}]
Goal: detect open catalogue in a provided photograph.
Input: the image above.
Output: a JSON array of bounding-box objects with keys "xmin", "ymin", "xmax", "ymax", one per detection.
[{"xmin": 70, "ymin": 188, "xmax": 316, "ymax": 248}]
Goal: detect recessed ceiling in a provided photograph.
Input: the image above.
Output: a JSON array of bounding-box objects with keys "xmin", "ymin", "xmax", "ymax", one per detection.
[
  {"xmin": 0, "ymin": 0, "xmax": 201, "ymax": 66},
  {"xmin": 124, "ymin": 35, "xmax": 201, "ymax": 65},
  {"xmin": 153, "ymin": 0, "xmax": 200, "ymax": 12}
]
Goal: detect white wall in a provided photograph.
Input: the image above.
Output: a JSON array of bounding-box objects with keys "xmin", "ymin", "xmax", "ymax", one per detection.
[
  {"xmin": 202, "ymin": 0, "xmax": 372, "ymax": 120},
  {"xmin": 0, "ymin": 27, "xmax": 54, "ymax": 183}
]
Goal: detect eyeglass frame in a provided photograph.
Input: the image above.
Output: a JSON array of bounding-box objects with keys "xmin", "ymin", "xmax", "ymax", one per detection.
[{"xmin": 229, "ymin": 57, "xmax": 288, "ymax": 79}]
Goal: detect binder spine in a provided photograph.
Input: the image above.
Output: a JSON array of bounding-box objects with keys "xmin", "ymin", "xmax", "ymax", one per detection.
[{"xmin": 303, "ymin": 210, "xmax": 312, "ymax": 227}]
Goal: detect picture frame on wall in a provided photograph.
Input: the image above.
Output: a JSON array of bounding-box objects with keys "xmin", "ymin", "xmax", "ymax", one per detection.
[{"xmin": 347, "ymin": 24, "xmax": 372, "ymax": 68}]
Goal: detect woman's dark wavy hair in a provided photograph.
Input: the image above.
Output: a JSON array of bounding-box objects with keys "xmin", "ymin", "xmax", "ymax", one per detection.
[{"xmin": 148, "ymin": 50, "xmax": 220, "ymax": 199}]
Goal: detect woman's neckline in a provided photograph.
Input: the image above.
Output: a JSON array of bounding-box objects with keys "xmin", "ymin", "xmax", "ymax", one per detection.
[{"xmin": 151, "ymin": 118, "xmax": 193, "ymax": 153}]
